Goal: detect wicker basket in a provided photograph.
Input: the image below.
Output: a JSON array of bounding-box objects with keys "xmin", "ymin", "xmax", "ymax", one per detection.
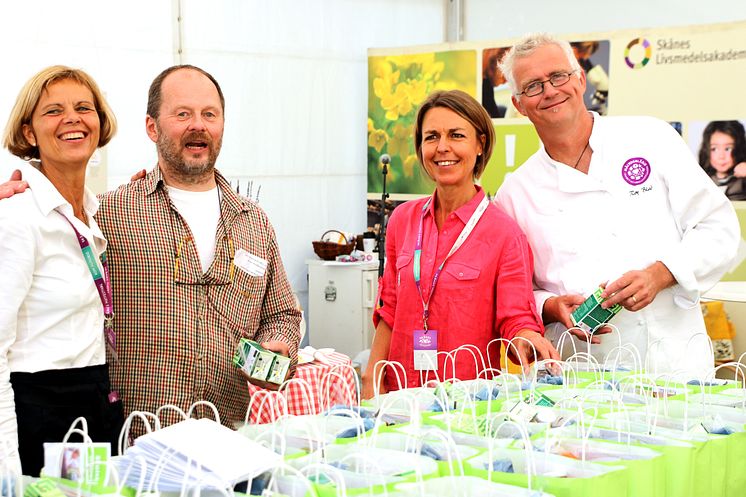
[{"xmin": 312, "ymin": 230, "xmax": 357, "ymax": 261}]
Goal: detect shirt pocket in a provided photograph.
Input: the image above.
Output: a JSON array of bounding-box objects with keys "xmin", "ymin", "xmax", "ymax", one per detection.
[
  {"xmin": 210, "ymin": 270, "xmax": 266, "ymax": 332},
  {"xmin": 233, "ymin": 270, "xmax": 266, "ymax": 299},
  {"xmin": 440, "ymin": 262, "xmax": 481, "ymax": 302},
  {"xmin": 395, "ymin": 252, "xmax": 413, "ymax": 288}
]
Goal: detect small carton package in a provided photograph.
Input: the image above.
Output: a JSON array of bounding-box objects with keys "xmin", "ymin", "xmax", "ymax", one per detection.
[
  {"xmin": 571, "ymin": 287, "xmax": 622, "ymax": 333},
  {"xmin": 233, "ymin": 338, "xmax": 290, "ymax": 384}
]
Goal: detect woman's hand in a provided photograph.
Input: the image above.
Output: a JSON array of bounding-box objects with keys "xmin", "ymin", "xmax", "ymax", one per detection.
[
  {"xmin": 361, "ymin": 321, "xmax": 393, "ymax": 400},
  {"xmin": 361, "ymin": 369, "xmax": 388, "ymax": 400},
  {"xmin": 510, "ymin": 329, "xmax": 560, "ymax": 372},
  {"xmin": 0, "ymin": 170, "xmax": 28, "ymax": 200},
  {"xmin": 130, "ymin": 169, "xmax": 147, "ymax": 182}
]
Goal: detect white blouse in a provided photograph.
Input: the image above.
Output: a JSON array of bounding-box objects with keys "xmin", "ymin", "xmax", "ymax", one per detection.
[{"xmin": 0, "ymin": 161, "xmax": 107, "ymax": 463}]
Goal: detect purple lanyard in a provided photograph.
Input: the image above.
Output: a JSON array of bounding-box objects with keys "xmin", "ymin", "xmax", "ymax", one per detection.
[
  {"xmin": 58, "ymin": 212, "xmax": 117, "ymax": 360},
  {"xmin": 413, "ymin": 195, "xmax": 489, "ymax": 330}
]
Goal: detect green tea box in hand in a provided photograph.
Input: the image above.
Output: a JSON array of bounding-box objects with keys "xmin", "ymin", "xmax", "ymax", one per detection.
[
  {"xmin": 267, "ymin": 354, "xmax": 291, "ymax": 384},
  {"xmin": 571, "ymin": 287, "xmax": 622, "ymax": 334},
  {"xmin": 250, "ymin": 347, "xmax": 276, "ymax": 382},
  {"xmin": 232, "ymin": 338, "xmax": 263, "ymax": 374}
]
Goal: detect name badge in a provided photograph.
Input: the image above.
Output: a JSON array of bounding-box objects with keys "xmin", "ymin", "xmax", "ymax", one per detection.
[
  {"xmin": 234, "ymin": 248, "xmax": 268, "ymax": 277},
  {"xmin": 413, "ymin": 329, "xmax": 438, "ymax": 371}
]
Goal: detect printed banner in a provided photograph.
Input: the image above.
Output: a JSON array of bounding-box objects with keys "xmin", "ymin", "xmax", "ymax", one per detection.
[{"xmin": 367, "ymin": 20, "xmax": 746, "ymax": 279}]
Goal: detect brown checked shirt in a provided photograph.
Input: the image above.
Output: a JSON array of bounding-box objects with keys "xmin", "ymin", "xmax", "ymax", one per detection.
[{"xmin": 96, "ymin": 167, "xmax": 300, "ymax": 436}]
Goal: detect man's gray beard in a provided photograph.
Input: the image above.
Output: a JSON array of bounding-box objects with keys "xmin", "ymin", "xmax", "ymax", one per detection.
[{"xmin": 157, "ymin": 133, "xmax": 221, "ymax": 185}]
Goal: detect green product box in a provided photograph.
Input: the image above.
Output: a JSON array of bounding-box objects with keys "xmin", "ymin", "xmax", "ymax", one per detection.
[
  {"xmin": 232, "ymin": 338, "xmax": 262, "ymax": 374},
  {"xmin": 571, "ymin": 287, "xmax": 622, "ymax": 333},
  {"xmin": 233, "ymin": 338, "xmax": 292, "ymax": 384},
  {"xmin": 525, "ymin": 390, "xmax": 555, "ymax": 407},
  {"xmin": 267, "ymin": 353, "xmax": 291, "ymax": 384},
  {"xmin": 250, "ymin": 348, "xmax": 276, "ymax": 382}
]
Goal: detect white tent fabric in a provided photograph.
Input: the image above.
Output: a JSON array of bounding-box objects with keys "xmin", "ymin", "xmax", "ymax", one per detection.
[
  {"xmin": 0, "ymin": 0, "xmax": 444, "ymax": 315},
  {"xmin": 5, "ymin": 0, "xmax": 741, "ymax": 338}
]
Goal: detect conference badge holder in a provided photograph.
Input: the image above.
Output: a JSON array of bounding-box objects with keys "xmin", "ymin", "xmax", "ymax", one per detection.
[{"xmin": 413, "ymin": 329, "xmax": 438, "ymax": 371}]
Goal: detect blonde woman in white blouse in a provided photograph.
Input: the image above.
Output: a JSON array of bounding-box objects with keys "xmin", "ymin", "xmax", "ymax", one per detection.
[{"xmin": 0, "ymin": 66, "xmax": 122, "ymax": 475}]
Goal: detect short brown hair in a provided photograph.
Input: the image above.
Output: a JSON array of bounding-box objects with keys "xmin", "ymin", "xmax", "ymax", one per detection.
[
  {"xmin": 146, "ymin": 65, "xmax": 225, "ymax": 119},
  {"xmin": 414, "ymin": 90, "xmax": 495, "ymax": 180},
  {"xmin": 3, "ymin": 65, "xmax": 117, "ymax": 160}
]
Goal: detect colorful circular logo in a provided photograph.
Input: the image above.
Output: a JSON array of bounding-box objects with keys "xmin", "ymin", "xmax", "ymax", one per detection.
[
  {"xmin": 622, "ymin": 157, "xmax": 651, "ymax": 185},
  {"xmin": 625, "ymin": 38, "xmax": 652, "ymax": 69}
]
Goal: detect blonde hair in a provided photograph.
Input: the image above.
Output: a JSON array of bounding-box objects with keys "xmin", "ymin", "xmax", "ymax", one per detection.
[{"xmin": 3, "ymin": 65, "xmax": 117, "ymax": 160}]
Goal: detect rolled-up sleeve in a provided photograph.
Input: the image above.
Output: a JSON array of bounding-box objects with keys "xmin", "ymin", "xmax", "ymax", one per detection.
[
  {"xmin": 373, "ymin": 209, "xmax": 400, "ymax": 330},
  {"xmin": 494, "ymin": 233, "xmax": 544, "ymax": 341}
]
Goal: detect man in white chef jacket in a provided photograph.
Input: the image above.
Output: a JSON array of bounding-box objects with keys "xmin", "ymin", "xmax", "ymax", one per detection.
[{"xmin": 494, "ymin": 33, "xmax": 740, "ymax": 376}]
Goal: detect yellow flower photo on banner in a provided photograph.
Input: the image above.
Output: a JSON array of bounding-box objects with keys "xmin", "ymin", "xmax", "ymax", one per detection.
[{"xmin": 367, "ymin": 50, "xmax": 477, "ymax": 194}]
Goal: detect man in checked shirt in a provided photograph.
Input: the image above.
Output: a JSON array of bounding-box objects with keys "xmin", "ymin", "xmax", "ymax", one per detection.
[{"xmin": 2, "ymin": 65, "xmax": 301, "ymax": 438}]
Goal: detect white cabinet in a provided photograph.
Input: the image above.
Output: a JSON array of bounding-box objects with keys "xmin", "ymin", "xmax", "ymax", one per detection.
[{"xmin": 306, "ymin": 260, "xmax": 379, "ymax": 359}]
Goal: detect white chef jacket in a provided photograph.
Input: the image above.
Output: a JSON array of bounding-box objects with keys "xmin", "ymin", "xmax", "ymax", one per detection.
[
  {"xmin": 0, "ymin": 161, "xmax": 107, "ymax": 463},
  {"xmin": 495, "ymin": 113, "xmax": 740, "ymax": 376}
]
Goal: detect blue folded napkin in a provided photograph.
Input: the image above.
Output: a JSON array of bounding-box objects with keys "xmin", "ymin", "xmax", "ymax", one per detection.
[
  {"xmin": 336, "ymin": 418, "xmax": 376, "ymax": 438},
  {"xmin": 485, "ymin": 458, "xmax": 515, "ymax": 473},
  {"xmin": 475, "ymin": 385, "xmax": 500, "ymax": 401},
  {"xmin": 537, "ymin": 374, "xmax": 563, "ymax": 385},
  {"xmin": 415, "ymin": 443, "xmax": 445, "ymax": 460},
  {"xmin": 326, "ymin": 404, "xmax": 377, "ymax": 418}
]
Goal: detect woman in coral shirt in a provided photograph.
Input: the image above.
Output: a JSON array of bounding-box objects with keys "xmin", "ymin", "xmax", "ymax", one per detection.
[{"xmin": 362, "ymin": 90, "xmax": 558, "ymax": 398}]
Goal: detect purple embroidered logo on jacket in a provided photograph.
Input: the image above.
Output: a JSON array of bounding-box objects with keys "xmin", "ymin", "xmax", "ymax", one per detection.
[{"xmin": 622, "ymin": 157, "xmax": 651, "ymax": 186}]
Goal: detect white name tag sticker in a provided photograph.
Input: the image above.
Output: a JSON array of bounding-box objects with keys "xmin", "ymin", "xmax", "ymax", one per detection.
[{"xmin": 234, "ymin": 248, "xmax": 268, "ymax": 277}]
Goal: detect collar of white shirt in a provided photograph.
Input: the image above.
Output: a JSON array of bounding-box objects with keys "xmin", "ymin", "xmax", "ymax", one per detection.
[{"xmin": 19, "ymin": 160, "xmax": 106, "ymax": 244}]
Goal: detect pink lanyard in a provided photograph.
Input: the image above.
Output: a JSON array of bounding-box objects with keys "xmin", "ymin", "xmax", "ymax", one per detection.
[
  {"xmin": 58, "ymin": 212, "xmax": 117, "ymax": 360},
  {"xmin": 413, "ymin": 195, "xmax": 488, "ymax": 329}
]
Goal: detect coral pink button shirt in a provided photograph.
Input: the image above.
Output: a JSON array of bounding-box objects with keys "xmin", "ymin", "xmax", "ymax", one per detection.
[{"xmin": 373, "ymin": 186, "xmax": 543, "ymax": 390}]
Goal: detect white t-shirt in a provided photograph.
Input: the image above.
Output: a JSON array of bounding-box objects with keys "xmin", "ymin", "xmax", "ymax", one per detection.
[{"xmin": 166, "ymin": 186, "xmax": 221, "ymax": 273}]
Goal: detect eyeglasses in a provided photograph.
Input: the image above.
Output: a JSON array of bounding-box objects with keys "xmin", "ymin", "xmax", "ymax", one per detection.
[{"xmin": 517, "ymin": 70, "xmax": 579, "ymax": 97}]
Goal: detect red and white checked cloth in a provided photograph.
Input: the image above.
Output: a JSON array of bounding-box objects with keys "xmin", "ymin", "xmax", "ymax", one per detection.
[{"xmin": 247, "ymin": 351, "xmax": 358, "ymax": 424}]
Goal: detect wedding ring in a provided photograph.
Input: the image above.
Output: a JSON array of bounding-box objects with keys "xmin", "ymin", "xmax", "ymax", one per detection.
[{"xmin": 631, "ymin": 295, "xmax": 637, "ymax": 304}]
